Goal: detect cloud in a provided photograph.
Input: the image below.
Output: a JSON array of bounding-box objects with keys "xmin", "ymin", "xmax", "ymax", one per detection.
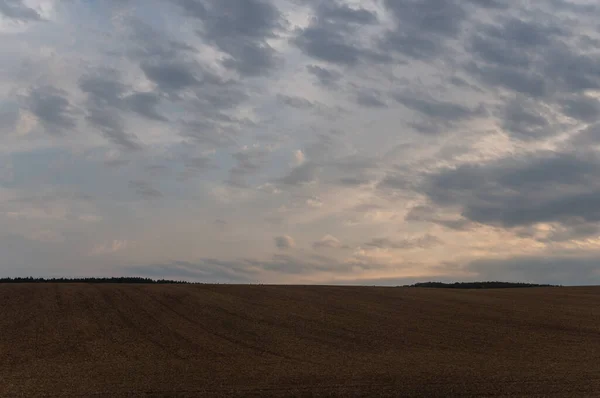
[
  {"xmin": 92, "ymin": 240, "xmax": 129, "ymax": 255},
  {"xmin": 275, "ymin": 235, "xmax": 295, "ymax": 249},
  {"xmin": 278, "ymin": 162, "xmax": 320, "ymax": 186},
  {"xmin": 79, "ymin": 72, "xmax": 142, "ymax": 150},
  {"xmin": 380, "ymin": 0, "xmax": 467, "ymax": 60},
  {"xmin": 313, "ymin": 234, "xmax": 345, "ymax": 249},
  {"xmin": 420, "ymin": 151, "xmax": 600, "ymax": 231},
  {"xmin": 292, "ymin": 1, "xmax": 382, "ymax": 66},
  {"xmin": 364, "ymin": 234, "xmax": 442, "ymax": 250},
  {"xmin": 124, "ymin": 92, "xmax": 168, "ymax": 122},
  {"xmin": 0, "ymin": 0, "xmax": 41, "ymax": 21},
  {"xmin": 175, "ymin": 0, "xmax": 283, "ymax": 76},
  {"xmin": 126, "ymin": 259, "xmax": 256, "ymax": 283},
  {"xmin": 26, "ymin": 86, "xmax": 76, "ymax": 133},
  {"xmin": 499, "ymin": 97, "xmax": 553, "ymax": 140},
  {"xmin": 306, "ymin": 65, "xmax": 342, "ymax": 87},
  {"xmin": 3, "ymin": 0, "xmax": 600, "ymax": 285},
  {"xmin": 467, "ymin": 254, "xmax": 600, "ymax": 285},
  {"xmin": 392, "ymin": 92, "xmax": 485, "ymax": 124},
  {"xmin": 356, "ymin": 89, "xmax": 387, "ymax": 108},
  {"xmin": 128, "ymin": 180, "xmax": 162, "ymax": 199}
]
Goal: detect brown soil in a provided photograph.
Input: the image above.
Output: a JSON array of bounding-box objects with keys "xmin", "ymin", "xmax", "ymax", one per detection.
[{"xmin": 1, "ymin": 284, "xmax": 599, "ymax": 397}]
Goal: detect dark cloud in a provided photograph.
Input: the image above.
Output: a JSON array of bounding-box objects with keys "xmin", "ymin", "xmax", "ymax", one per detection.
[
  {"xmin": 538, "ymin": 222, "xmax": 600, "ymax": 243},
  {"xmin": 467, "ymin": 62, "xmax": 549, "ymax": 97},
  {"xmin": 393, "ymin": 92, "xmax": 485, "ymax": 124},
  {"xmin": 570, "ymin": 123, "xmax": 600, "ymax": 147},
  {"xmin": 141, "ymin": 62, "xmax": 200, "ymax": 92},
  {"xmin": 404, "ymin": 205, "xmax": 475, "ymax": 231},
  {"xmin": 26, "ymin": 86, "xmax": 76, "ymax": 133},
  {"xmin": 559, "ymin": 95, "xmax": 600, "ymax": 123},
  {"xmin": 499, "ymin": 97, "xmax": 552, "ymax": 140},
  {"xmin": 128, "ymin": 180, "xmax": 162, "ymax": 199},
  {"xmin": 175, "ymin": 0, "xmax": 282, "ymax": 76},
  {"xmin": 420, "ymin": 151, "xmax": 600, "ymax": 229},
  {"xmin": 124, "ymin": 92, "xmax": 168, "ymax": 122},
  {"xmin": 292, "ymin": 1, "xmax": 382, "ymax": 66},
  {"xmin": 78, "ymin": 70, "xmax": 172, "ymax": 148},
  {"xmin": 0, "ymin": 103, "xmax": 19, "ymax": 132},
  {"xmin": 329, "ymin": 155, "xmax": 379, "ymax": 186},
  {"xmin": 355, "ymin": 90, "xmax": 387, "ymax": 108},
  {"xmin": 127, "ymin": 18, "xmax": 196, "ymax": 61},
  {"xmin": 278, "ymin": 162, "xmax": 320, "ymax": 186},
  {"xmin": 78, "ymin": 72, "xmax": 125, "ymax": 104},
  {"xmin": 463, "ymin": 14, "xmax": 600, "ymax": 99},
  {"xmin": 306, "ymin": 65, "xmax": 342, "ymax": 87},
  {"xmin": 464, "ymin": 0, "xmax": 508, "ymax": 9},
  {"xmin": 365, "ymin": 234, "xmax": 441, "ymax": 250},
  {"xmin": 274, "ymin": 235, "xmax": 295, "ymax": 249},
  {"xmin": 380, "ymin": 0, "xmax": 466, "ymax": 60},
  {"xmin": 85, "ymin": 103, "xmax": 142, "ymax": 151},
  {"xmin": 183, "ymin": 155, "xmax": 214, "ymax": 171},
  {"xmin": 0, "ymin": 0, "xmax": 40, "ymax": 21},
  {"xmin": 277, "ymin": 94, "xmax": 314, "ymax": 109},
  {"xmin": 467, "ymin": 255, "xmax": 600, "ymax": 286},
  {"xmin": 126, "ymin": 259, "xmax": 255, "ymax": 283},
  {"xmin": 180, "ymin": 121, "xmax": 238, "ymax": 148},
  {"xmin": 377, "ymin": 172, "xmax": 413, "ymax": 191},
  {"xmin": 312, "ymin": 234, "xmax": 346, "ymax": 249},
  {"xmin": 228, "ymin": 147, "xmax": 270, "ymax": 186},
  {"xmin": 470, "ymin": 18, "xmax": 564, "ymax": 70}
]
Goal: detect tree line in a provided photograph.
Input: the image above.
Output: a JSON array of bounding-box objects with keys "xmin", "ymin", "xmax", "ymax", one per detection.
[
  {"xmin": 405, "ymin": 281, "xmax": 559, "ymax": 289},
  {"xmin": 0, "ymin": 277, "xmax": 189, "ymax": 284}
]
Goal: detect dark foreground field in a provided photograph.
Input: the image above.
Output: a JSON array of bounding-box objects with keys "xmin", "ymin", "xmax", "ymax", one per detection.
[{"xmin": 2, "ymin": 284, "xmax": 600, "ymax": 397}]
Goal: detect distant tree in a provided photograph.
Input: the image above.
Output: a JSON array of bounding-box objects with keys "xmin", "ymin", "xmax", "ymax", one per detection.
[
  {"xmin": 404, "ymin": 281, "xmax": 558, "ymax": 289},
  {"xmin": 0, "ymin": 277, "xmax": 190, "ymax": 284}
]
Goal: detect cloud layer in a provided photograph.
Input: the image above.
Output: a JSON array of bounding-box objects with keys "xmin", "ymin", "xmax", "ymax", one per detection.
[{"xmin": 2, "ymin": 0, "xmax": 600, "ymax": 284}]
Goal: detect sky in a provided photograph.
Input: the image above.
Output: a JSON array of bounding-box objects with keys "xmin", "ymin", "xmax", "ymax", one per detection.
[{"xmin": 1, "ymin": 0, "xmax": 600, "ymax": 285}]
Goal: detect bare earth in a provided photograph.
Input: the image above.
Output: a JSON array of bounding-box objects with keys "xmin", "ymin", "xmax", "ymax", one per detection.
[{"xmin": 1, "ymin": 284, "xmax": 600, "ymax": 397}]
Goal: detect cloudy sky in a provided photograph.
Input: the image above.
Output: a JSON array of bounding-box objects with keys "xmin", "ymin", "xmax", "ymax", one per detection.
[{"xmin": 2, "ymin": 0, "xmax": 600, "ymax": 285}]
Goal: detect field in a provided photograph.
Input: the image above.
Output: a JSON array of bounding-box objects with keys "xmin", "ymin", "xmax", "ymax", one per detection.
[{"xmin": 1, "ymin": 284, "xmax": 600, "ymax": 397}]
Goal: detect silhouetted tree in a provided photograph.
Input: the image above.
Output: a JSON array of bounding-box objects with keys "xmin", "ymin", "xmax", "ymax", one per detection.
[
  {"xmin": 0, "ymin": 277, "xmax": 190, "ymax": 284},
  {"xmin": 403, "ymin": 281, "xmax": 559, "ymax": 289}
]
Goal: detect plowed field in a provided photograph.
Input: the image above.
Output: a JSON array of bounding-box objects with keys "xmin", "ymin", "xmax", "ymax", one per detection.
[{"xmin": 1, "ymin": 284, "xmax": 600, "ymax": 397}]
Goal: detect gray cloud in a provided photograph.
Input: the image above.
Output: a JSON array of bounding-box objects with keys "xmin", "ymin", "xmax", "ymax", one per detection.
[
  {"xmin": 312, "ymin": 234, "xmax": 346, "ymax": 249},
  {"xmin": 127, "ymin": 259, "xmax": 255, "ymax": 283},
  {"xmin": 228, "ymin": 147, "xmax": 270, "ymax": 186},
  {"xmin": 141, "ymin": 61, "xmax": 200, "ymax": 92},
  {"xmin": 274, "ymin": 235, "xmax": 295, "ymax": 249},
  {"xmin": 128, "ymin": 180, "xmax": 162, "ymax": 199},
  {"xmin": 499, "ymin": 97, "xmax": 552, "ymax": 140},
  {"xmin": 175, "ymin": 0, "xmax": 283, "ymax": 76},
  {"xmin": 468, "ymin": 255, "xmax": 600, "ymax": 285},
  {"xmin": 124, "ymin": 92, "xmax": 168, "ymax": 122},
  {"xmin": 277, "ymin": 94, "xmax": 314, "ymax": 109},
  {"xmin": 0, "ymin": 0, "xmax": 40, "ymax": 21},
  {"xmin": 356, "ymin": 89, "xmax": 387, "ymax": 108},
  {"xmin": 26, "ymin": 86, "xmax": 76, "ymax": 133},
  {"xmin": 420, "ymin": 151, "xmax": 600, "ymax": 229},
  {"xmin": 365, "ymin": 234, "xmax": 442, "ymax": 250},
  {"xmin": 127, "ymin": 18, "xmax": 196, "ymax": 61},
  {"xmin": 292, "ymin": 1, "xmax": 382, "ymax": 66},
  {"xmin": 278, "ymin": 162, "xmax": 320, "ymax": 186},
  {"xmin": 394, "ymin": 92, "xmax": 485, "ymax": 121},
  {"xmin": 404, "ymin": 205, "xmax": 475, "ymax": 231},
  {"xmin": 79, "ymin": 72, "xmax": 142, "ymax": 150},
  {"xmin": 559, "ymin": 95, "xmax": 600, "ymax": 123},
  {"xmin": 85, "ymin": 105, "xmax": 142, "ymax": 151},
  {"xmin": 380, "ymin": 0, "xmax": 466, "ymax": 60},
  {"xmin": 306, "ymin": 64, "xmax": 342, "ymax": 87}
]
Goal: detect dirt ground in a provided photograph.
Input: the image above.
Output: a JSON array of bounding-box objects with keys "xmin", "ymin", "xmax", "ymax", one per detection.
[{"xmin": 1, "ymin": 284, "xmax": 599, "ymax": 397}]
